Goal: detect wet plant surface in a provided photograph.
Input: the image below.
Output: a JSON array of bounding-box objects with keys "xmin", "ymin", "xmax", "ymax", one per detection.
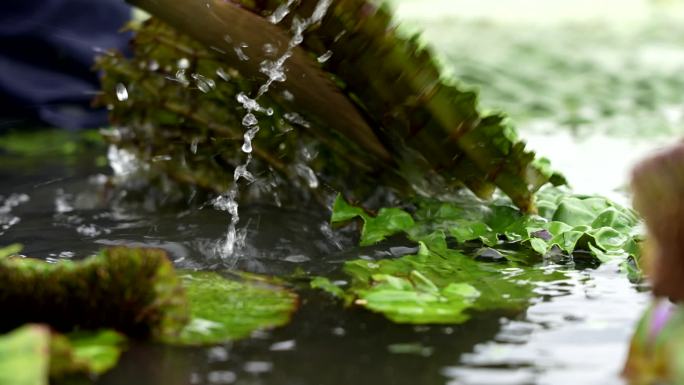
[{"xmin": 2, "ymin": 1, "xmax": 684, "ymax": 384}]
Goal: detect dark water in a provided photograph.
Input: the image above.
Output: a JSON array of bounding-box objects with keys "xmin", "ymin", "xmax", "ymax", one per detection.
[{"xmin": 0, "ymin": 139, "xmax": 650, "ymax": 385}]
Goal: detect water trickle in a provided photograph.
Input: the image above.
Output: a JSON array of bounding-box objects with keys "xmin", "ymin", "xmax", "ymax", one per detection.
[
  {"xmin": 214, "ymin": 0, "xmax": 333, "ymax": 262},
  {"xmin": 268, "ymin": 0, "xmax": 296, "ymax": 24},
  {"xmin": 242, "ymin": 113, "xmax": 258, "ymax": 127},
  {"xmin": 115, "ymin": 83, "xmax": 128, "ymax": 101},
  {"xmin": 216, "ymin": 68, "xmax": 231, "ymax": 82},
  {"xmin": 317, "ymin": 50, "xmax": 333, "ymax": 63},
  {"xmin": 190, "ymin": 138, "xmax": 199, "ymax": 154},
  {"xmin": 175, "ymin": 69, "xmax": 190, "ymax": 86},
  {"xmin": 191, "ymin": 73, "xmax": 216, "ymax": 93},
  {"xmin": 234, "ymin": 46, "xmax": 249, "ymax": 61}
]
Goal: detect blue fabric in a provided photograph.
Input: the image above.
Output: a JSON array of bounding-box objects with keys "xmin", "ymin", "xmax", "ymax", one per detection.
[{"xmin": 0, "ymin": 0, "xmax": 131, "ymax": 129}]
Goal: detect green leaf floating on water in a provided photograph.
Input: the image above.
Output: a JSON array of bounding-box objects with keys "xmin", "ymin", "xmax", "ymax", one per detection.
[
  {"xmin": 332, "ymin": 186, "xmax": 642, "ymax": 262},
  {"xmin": 170, "ymin": 271, "xmax": 299, "ymax": 345},
  {"xmin": 343, "ymin": 235, "xmax": 566, "ymax": 324},
  {"xmin": 60, "ymin": 330, "xmax": 127, "ymax": 375},
  {"xmin": 0, "ymin": 244, "xmax": 22, "ymax": 259},
  {"xmin": 328, "ymin": 187, "xmax": 642, "ymax": 324},
  {"xmin": 0, "ymin": 325, "xmax": 49, "ymax": 385},
  {"xmin": 0, "ymin": 325, "xmax": 126, "ymax": 385}
]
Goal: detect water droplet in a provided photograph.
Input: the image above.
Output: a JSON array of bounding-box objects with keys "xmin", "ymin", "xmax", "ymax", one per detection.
[
  {"xmin": 152, "ymin": 155, "xmax": 172, "ymax": 162},
  {"xmin": 191, "ymin": 73, "xmax": 216, "ymax": 93},
  {"xmin": 282, "ymin": 90, "xmax": 294, "ymax": 101},
  {"xmin": 234, "ymin": 46, "xmax": 249, "ymax": 61},
  {"xmin": 216, "ymin": 68, "xmax": 231, "ymax": 81},
  {"xmin": 148, "ymin": 60, "xmax": 159, "ymax": 71},
  {"xmin": 242, "ymin": 113, "xmax": 258, "ymax": 127},
  {"xmin": 177, "ymin": 57, "xmax": 190, "ymax": 69},
  {"xmin": 268, "ymin": 0, "xmax": 296, "ymax": 24},
  {"xmin": 294, "ymin": 164, "xmax": 319, "ymax": 188},
  {"xmin": 262, "ymin": 43, "xmax": 277, "ymax": 56},
  {"xmin": 233, "ymin": 165, "xmax": 255, "ymax": 182},
  {"xmin": 317, "ymin": 50, "xmax": 333, "ymax": 63},
  {"xmin": 175, "ymin": 69, "xmax": 190, "ymax": 86},
  {"xmin": 115, "ymin": 83, "xmax": 128, "ymax": 101},
  {"xmin": 284, "ymin": 112, "xmax": 311, "ymax": 128},
  {"xmin": 190, "ymin": 138, "xmax": 199, "ymax": 154}
]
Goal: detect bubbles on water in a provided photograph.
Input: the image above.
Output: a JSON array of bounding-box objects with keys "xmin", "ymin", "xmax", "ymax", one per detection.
[
  {"xmin": 317, "ymin": 50, "xmax": 333, "ymax": 63},
  {"xmin": 207, "ymin": 346, "xmax": 230, "ymax": 362},
  {"xmin": 54, "ymin": 189, "xmax": 73, "ymax": 213},
  {"xmin": 115, "ymin": 83, "xmax": 128, "ymax": 101},
  {"xmin": 0, "ymin": 193, "xmax": 30, "ymax": 236},
  {"xmin": 207, "ymin": 371, "xmax": 236, "ymax": 384},
  {"xmin": 243, "ymin": 361, "xmax": 273, "ymax": 374},
  {"xmin": 269, "ymin": 340, "xmax": 296, "ymax": 351}
]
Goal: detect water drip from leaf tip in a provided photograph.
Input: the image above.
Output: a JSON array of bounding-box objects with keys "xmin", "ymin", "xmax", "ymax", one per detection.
[{"xmin": 115, "ymin": 83, "xmax": 128, "ymax": 101}]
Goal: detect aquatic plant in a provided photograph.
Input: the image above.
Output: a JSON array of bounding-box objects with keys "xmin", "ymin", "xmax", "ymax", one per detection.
[
  {"xmin": 317, "ymin": 186, "xmax": 642, "ymax": 323},
  {"xmin": 96, "ymin": 0, "xmax": 562, "ymax": 211},
  {"xmin": 0, "ymin": 325, "xmax": 125, "ymax": 385}
]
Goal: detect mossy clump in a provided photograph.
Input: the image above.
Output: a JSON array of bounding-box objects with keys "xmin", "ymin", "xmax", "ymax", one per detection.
[{"xmin": 0, "ymin": 247, "xmax": 188, "ymax": 339}]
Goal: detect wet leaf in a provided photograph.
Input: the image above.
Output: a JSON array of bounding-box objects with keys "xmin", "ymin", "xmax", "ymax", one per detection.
[
  {"xmin": 0, "ymin": 325, "xmax": 49, "ymax": 385},
  {"xmin": 64, "ymin": 330, "xmax": 126, "ymax": 375},
  {"xmin": 170, "ymin": 271, "xmax": 298, "ymax": 345},
  {"xmin": 332, "ymin": 186, "xmax": 642, "ymax": 265},
  {"xmin": 343, "ymin": 242, "xmax": 566, "ymax": 324},
  {"xmin": 0, "ymin": 244, "xmax": 21, "ymax": 259}
]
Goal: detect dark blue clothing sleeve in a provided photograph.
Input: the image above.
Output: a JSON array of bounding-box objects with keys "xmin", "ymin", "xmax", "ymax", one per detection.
[{"xmin": 0, "ymin": 0, "xmax": 131, "ymax": 129}]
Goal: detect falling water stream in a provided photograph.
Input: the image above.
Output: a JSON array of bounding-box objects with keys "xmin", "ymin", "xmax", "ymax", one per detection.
[{"xmin": 213, "ymin": 0, "xmax": 333, "ymax": 264}]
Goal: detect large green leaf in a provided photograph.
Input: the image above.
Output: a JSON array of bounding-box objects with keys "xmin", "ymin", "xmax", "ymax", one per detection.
[
  {"xmin": 170, "ymin": 272, "xmax": 299, "ymax": 345},
  {"xmin": 341, "ymin": 235, "xmax": 566, "ymax": 324},
  {"xmin": 0, "ymin": 325, "xmax": 49, "ymax": 385},
  {"xmin": 332, "ymin": 186, "xmax": 642, "ymax": 265}
]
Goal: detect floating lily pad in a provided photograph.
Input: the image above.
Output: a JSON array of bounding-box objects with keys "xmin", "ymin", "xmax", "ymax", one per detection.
[{"xmin": 170, "ymin": 271, "xmax": 299, "ymax": 345}]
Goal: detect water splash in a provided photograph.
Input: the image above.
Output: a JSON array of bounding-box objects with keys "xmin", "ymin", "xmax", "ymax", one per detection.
[{"xmin": 213, "ymin": 0, "xmax": 333, "ymax": 263}]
